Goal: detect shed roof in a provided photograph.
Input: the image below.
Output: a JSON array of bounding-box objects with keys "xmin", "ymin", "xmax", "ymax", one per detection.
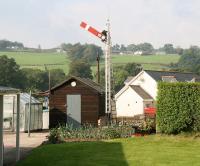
[
  {"xmin": 145, "ymin": 70, "xmax": 200, "ymax": 82},
  {"xmin": 130, "ymin": 85, "xmax": 153, "ymax": 100},
  {"xmin": 0, "ymin": 86, "xmax": 20, "ymax": 94},
  {"xmin": 20, "ymin": 93, "xmax": 41, "ymax": 104},
  {"xmin": 51, "ymin": 76, "xmax": 104, "ymax": 94}
]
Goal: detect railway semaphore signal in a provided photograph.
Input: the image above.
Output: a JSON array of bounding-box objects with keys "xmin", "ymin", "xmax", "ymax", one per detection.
[{"xmin": 80, "ymin": 20, "xmax": 112, "ymax": 118}]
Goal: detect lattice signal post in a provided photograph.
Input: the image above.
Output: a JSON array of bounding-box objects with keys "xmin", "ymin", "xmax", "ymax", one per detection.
[{"xmin": 80, "ymin": 20, "xmax": 112, "ymax": 117}]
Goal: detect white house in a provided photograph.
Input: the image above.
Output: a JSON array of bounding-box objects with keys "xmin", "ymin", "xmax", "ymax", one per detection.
[{"xmin": 115, "ymin": 70, "xmax": 200, "ymax": 118}]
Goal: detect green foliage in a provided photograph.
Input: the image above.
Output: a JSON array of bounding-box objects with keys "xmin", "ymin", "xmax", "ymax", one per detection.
[
  {"xmin": 112, "ymin": 42, "xmax": 154, "ymax": 54},
  {"xmin": 47, "ymin": 128, "xmax": 65, "ymax": 144},
  {"xmin": 67, "ymin": 43, "xmax": 103, "ymax": 63},
  {"xmin": 157, "ymin": 82, "xmax": 200, "ymax": 134},
  {"xmin": 98, "ymin": 63, "xmax": 142, "ymax": 92},
  {"xmin": 103, "ymin": 127, "xmax": 121, "ymax": 139},
  {"xmin": 177, "ymin": 46, "xmax": 200, "ymax": 73},
  {"xmin": 0, "ymin": 55, "xmax": 25, "ymax": 88},
  {"xmin": 68, "ymin": 59, "xmax": 93, "ymax": 79},
  {"xmin": 47, "ymin": 125, "xmax": 133, "ymax": 142},
  {"xmin": 49, "ymin": 69, "xmax": 66, "ymax": 87},
  {"xmin": 160, "ymin": 43, "xmax": 176, "ymax": 54},
  {"xmin": 136, "ymin": 42, "xmax": 154, "ymax": 54},
  {"xmin": 0, "ymin": 40, "xmax": 24, "ymax": 50},
  {"xmin": 21, "ymin": 68, "xmax": 49, "ymax": 91},
  {"xmin": 21, "ymin": 68, "xmax": 66, "ymax": 92}
]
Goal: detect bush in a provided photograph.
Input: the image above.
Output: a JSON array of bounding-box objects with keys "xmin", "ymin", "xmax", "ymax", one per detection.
[
  {"xmin": 157, "ymin": 82, "xmax": 200, "ymax": 134},
  {"xmin": 47, "ymin": 124, "xmax": 134, "ymax": 143},
  {"xmin": 47, "ymin": 126, "xmax": 67, "ymax": 143},
  {"xmin": 103, "ymin": 127, "xmax": 121, "ymax": 139}
]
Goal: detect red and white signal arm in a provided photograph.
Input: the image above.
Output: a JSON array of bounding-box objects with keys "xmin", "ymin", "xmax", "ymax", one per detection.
[{"xmin": 80, "ymin": 21, "xmax": 107, "ymax": 42}]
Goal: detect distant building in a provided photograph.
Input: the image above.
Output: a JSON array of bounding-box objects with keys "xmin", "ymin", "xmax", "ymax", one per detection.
[{"xmin": 134, "ymin": 51, "xmax": 143, "ymax": 55}]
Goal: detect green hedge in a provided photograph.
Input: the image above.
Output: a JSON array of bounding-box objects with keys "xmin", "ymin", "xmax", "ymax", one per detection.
[{"xmin": 157, "ymin": 82, "xmax": 200, "ymax": 134}]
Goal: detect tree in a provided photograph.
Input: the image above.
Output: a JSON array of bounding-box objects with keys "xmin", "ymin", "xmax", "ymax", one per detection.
[
  {"xmin": 0, "ymin": 40, "xmax": 24, "ymax": 50},
  {"xmin": 49, "ymin": 69, "xmax": 66, "ymax": 87},
  {"xmin": 60, "ymin": 43, "xmax": 72, "ymax": 52},
  {"xmin": 68, "ymin": 60, "xmax": 93, "ymax": 79},
  {"xmin": 21, "ymin": 68, "xmax": 49, "ymax": 92},
  {"xmin": 161, "ymin": 44, "xmax": 176, "ymax": 54},
  {"xmin": 175, "ymin": 47, "xmax": 184, "ymax": 55},
  {"xmin": 136, "ymin": 43, "xmax": 154, "ymax": 54},
  {"xmin": 112, "ymin": 44, "xmax": 120, "ymax": 52},
  {"xmin": 177, "ymin": 46, "xmax": 200, "ymax": 73},
  {"xmin": 127, "ymin": 44, "xmax": 137, "ymax": 52},
  {"xmin": 113, "ymin": 63, "xmax": 142, "ymax": 91},
  {"xmin": 120, "ymin": 44, "xmax": 127, "ymax": 52},
  {"xmin": 97, "ymin": 63, "xmax": 142, "ymax": 92},
  {"xmin": 68, "ymin": 43, "xmax": 103, "ymax": 63},
  {"xmin": 0, "ymin": 55, "xmax": 25, "ymax": 88}
]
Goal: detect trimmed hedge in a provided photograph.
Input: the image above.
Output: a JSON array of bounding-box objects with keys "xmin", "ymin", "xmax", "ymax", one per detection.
[{"xmin": 157, "ymin": 82, "xmax": 200, "ymax": 134}]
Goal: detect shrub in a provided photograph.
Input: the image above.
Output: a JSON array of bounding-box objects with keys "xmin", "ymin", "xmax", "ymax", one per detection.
[
  {"xmin": 103, "ymin": 127, "xmax": 121, "ymax": 139},
  {"xmin": 157, "ymin": 82, "xmax": 200, "ymax": 134},
  {"xmin": 47, "ymin": 126, "xmax": 68, "ymax": 143},
  {"xmin": 47, "ymin": 124, "xmax": 133, "ymax": 143}
]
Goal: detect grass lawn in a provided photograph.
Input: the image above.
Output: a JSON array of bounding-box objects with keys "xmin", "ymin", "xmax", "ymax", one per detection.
[{"xmin": 17, "ymin": 135, "xmax": 200, "ymax": 166}]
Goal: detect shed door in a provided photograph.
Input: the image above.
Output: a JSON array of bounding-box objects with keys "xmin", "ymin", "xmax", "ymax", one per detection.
[{"xmin": 66, "ymin": 95, "xmax": 81, "ymax": 127}]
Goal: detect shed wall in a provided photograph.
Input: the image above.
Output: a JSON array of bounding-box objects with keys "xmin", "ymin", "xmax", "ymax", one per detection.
[{"xmin": 49, "ymin": 79, "xmax": 105, "ymax": 128}]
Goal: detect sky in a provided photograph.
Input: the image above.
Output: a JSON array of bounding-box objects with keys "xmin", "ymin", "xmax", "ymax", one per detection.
[{"xmin": 0, "ymin": 0, "xmax": 200, "ymax": 48}]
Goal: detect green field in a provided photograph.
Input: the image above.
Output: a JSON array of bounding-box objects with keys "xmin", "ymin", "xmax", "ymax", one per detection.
[
  {"xmin": 17, "ymin": 135, "xmax": 200, "ymax": 166},
  {"xmin": 0, "ymin": 51, "xmax": 180, "ymax": 74},
  {"xmin": 0, "ymin": 51, "xmax": 70, "ymax": 73}
]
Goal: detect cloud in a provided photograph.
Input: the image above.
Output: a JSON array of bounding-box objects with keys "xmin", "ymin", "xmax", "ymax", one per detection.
[{"xmin": 0, "ymin": 0, "xmax": 200, "ymax": 48}]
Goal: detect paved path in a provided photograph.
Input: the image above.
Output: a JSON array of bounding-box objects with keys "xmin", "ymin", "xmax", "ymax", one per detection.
[{"xmin": 3, "ymin": 131, "xmax": 48, "ymax": 166}]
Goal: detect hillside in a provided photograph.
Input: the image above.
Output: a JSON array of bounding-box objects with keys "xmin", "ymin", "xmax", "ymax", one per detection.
[{"xmin": 0, "ymin": 51, "xmax": 180, "ymax": 74}]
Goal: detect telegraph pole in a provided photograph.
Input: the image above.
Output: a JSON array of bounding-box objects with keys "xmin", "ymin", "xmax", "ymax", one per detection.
[{"xmin": 96, "ymin": 52, "xmax": 100, "ymax": 84}]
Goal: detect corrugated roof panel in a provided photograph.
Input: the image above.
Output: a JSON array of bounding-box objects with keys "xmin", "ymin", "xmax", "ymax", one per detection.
[
  {"xmin": 20, "ymin": 93, "xmax": 41, "ymax": 104},
  {"xmin": 0, "ymin": 86, "xmax": 19, "ymax": 94}
]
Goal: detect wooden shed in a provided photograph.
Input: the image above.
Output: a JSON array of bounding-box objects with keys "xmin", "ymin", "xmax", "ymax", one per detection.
[{"xmin": 49, "ymin": 76, "xmax": 105, "ymax": 128}]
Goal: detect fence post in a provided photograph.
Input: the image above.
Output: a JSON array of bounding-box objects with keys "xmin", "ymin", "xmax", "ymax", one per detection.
[{"xmin": 0, "ymin": 95, "xmax": 4, "ymax": 166}]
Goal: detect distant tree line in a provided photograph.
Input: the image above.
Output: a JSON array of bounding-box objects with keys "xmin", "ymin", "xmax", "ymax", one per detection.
[
  {"xmin": 0, "ymin": 39, "xmax": 188, "ymax": 56},
  {"xmin": 112, "ymin": 43, "xmax": 184, "ymax": 55},
  {"xmin": 0, "ymin": 40, "xmax": 24, "ymax": 50}
]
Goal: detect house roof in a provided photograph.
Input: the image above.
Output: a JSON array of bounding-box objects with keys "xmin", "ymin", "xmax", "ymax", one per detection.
[
  {"xmin": 145, "ymin": 70, "xmax": 200, "ymax": 82},
  {"xmin": 124, "ymin": 76, "xmax": 134, "ymax": 84},
  {"xmin": 0, "ymin": 86, "xmax": 20, "ymax": 94},
  {"xmin": 51, "ymin": 76, "xmax": 104, "ymax": 94},
  {"xmin": 130, "ymin": 85, "xmax": 153, "ymax": 100}
]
